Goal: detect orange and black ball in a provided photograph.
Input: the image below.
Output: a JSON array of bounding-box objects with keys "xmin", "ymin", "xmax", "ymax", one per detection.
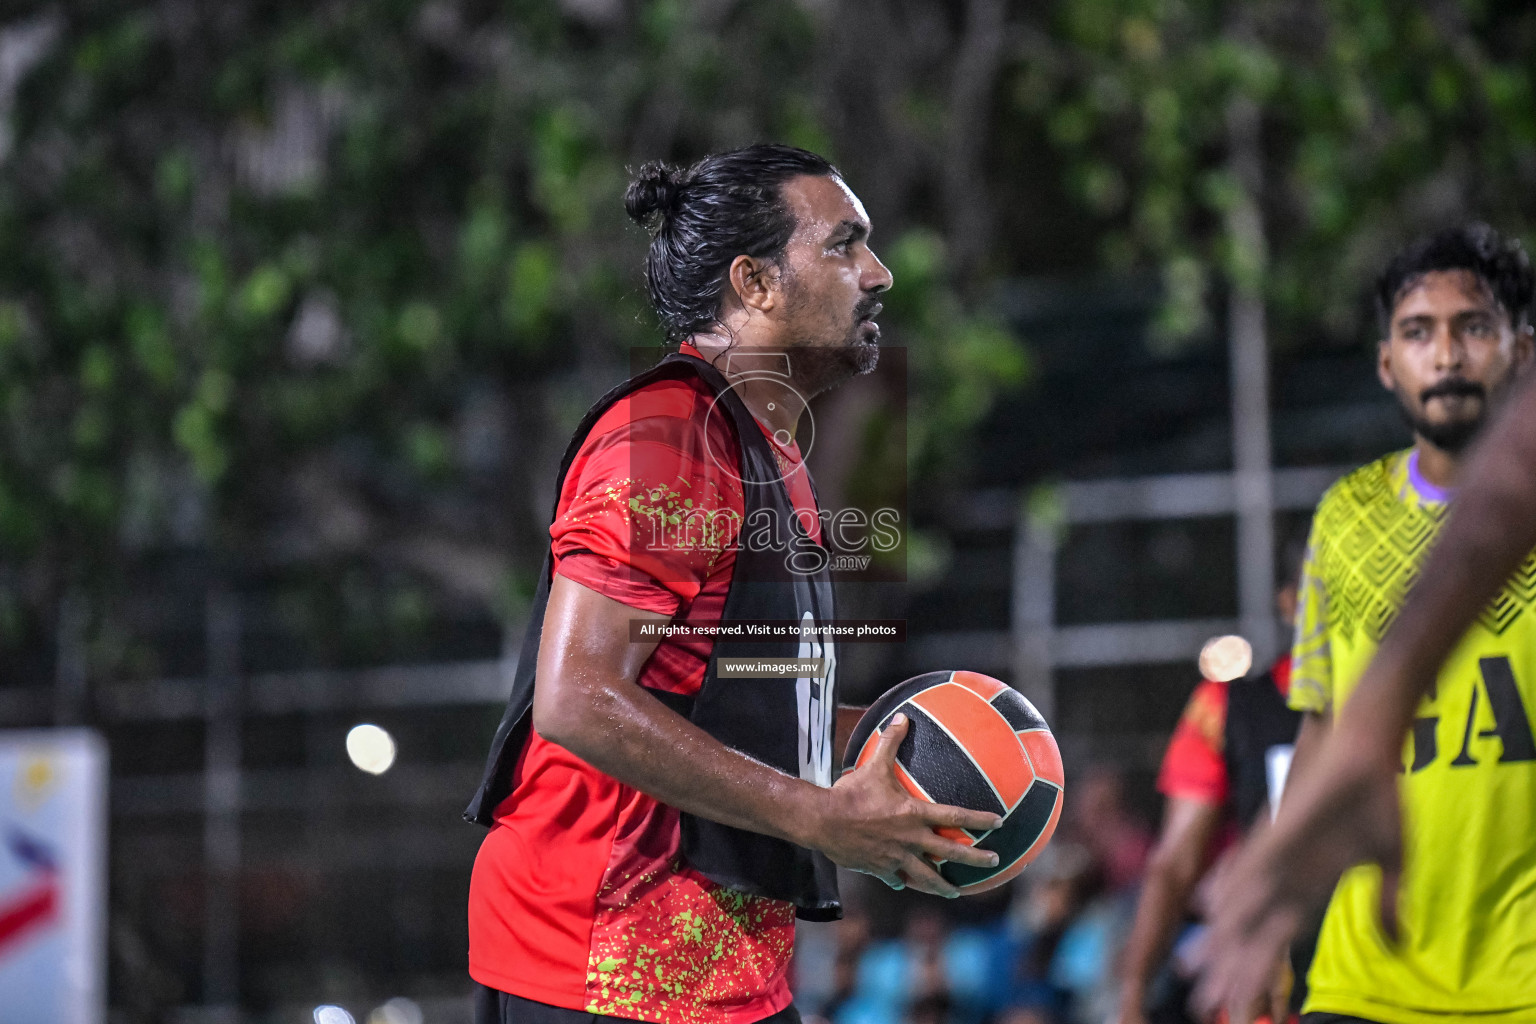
[{"xmin": 844, "ymin": 670, "xmax": 1065, "ymax": 894}]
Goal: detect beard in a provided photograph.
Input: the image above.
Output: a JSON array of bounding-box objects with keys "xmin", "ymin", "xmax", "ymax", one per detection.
[
  {"xmin": 783, "ymin": 341, "xmax": 877, "ymax": 397},
  {"xmin": 776, "ymin": 285, "xmax": 882, "ymax": 397},
  {"xmin": 1394, "ymin": 376, "xmax": 1489, "ymax": 454}
]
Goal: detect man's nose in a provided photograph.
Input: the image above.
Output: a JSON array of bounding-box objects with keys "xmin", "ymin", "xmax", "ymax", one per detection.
[
  {"xmin": 863, "ymin": 249, "xmax": 893, "ymax": 293},
  {"xmin": 1432, "ymin": 323, "xmax": 1465, "ymax": 369}
]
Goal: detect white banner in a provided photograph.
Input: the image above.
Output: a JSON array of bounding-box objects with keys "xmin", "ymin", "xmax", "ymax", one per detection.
[{"xmin": 0, "ymin": 729, "xmax": 106, "ymax": 1024}]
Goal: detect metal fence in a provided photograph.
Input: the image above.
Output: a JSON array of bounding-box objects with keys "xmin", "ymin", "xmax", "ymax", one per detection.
[{"xmin": 0, "ymin": 463, "xmax": 1349, "ymax": 1018}]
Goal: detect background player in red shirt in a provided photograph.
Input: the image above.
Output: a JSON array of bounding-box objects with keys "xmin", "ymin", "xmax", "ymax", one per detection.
[
  {"xmin": 1116, "ymin": 552, "xmax": 1312, "ymax": 1024},
  {"xmin": 468, "ymin": 146, "xmax": 1003, "ymax": 1024}
]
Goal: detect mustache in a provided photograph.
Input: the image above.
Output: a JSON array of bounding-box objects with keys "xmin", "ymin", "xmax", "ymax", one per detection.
[
  {"xmin": 1420, "ymin": 377, "xmax": 1485, "ymax": 402},
  {"xmin": 854, "ymin": 298, "xmax": 883, "ymax": 321}
]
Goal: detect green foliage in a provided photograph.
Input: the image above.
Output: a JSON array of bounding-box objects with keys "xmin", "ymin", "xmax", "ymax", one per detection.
[
  {"xmin": 886, "ymin": 230, "xmax": 1033, "ymax": 482},
  {"xmin": 0, "ymin": 0, "xmax": 1033, "ymax": 666},
  {"xmin": 1036, "ymin": 0, "xmax": 1536, "ymax": 346},
  {"xmin": 31, "ymin": 0, "xmax": 1526, "ymax": 668}
]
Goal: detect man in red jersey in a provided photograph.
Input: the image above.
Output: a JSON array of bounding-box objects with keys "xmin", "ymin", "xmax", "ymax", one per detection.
[
  {"xmin": 1116, "ymin": 552, "xmax": 1312, "ymax": 1024},
  {"xmin": 465, "ymin": 145, "xmax": 1002, "ymax": 1024}
]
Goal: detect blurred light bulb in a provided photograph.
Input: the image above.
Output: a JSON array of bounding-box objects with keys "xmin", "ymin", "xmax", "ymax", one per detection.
[
  {"xmin": 346, "ymin": 724, "xmax": 397, "ymax": 775},
  {"xmin": 369, "ymin": 998, "xmax": 424, "ymax": 1024},
  {"xmin": 313, "ymin": 1007, "xmax": 356, "ymax": 1024},
  {"xmin": 1199, "ymin": 634, "xmax": 1253, "ymax": 683}
]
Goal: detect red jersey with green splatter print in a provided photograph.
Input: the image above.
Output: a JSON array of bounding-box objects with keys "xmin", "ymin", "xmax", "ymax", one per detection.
[{"xmin": 468, "ymin": 349, "xmax": 822, "ymax": 1024}]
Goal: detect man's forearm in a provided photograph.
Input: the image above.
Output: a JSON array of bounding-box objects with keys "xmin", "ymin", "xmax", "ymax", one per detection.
[
  {"xmin": 1343, "ymin": 371, "xmax": 1536, "ymax": 746},
  {"xmin": 532, "ymin": 575, "xmax": 1004, "ymax": 896},
  {"xmin": 1120, "ymin": 865, "xmax": 1195, "ymax": 1005},
  {"xmin": 1118, "ymin": 797, "xmax": 1221, "ymax": 1016},
  {"xmin": 531, "ymin": 576, "xmax": 828, "ymax": 848},
  {"xmin": 540, "ymin": 665, "xmax": 826, "ymax": 848},
  {"xmin": 1282, "ymin": 710, "xmax": 1330, "ymax": 799}
]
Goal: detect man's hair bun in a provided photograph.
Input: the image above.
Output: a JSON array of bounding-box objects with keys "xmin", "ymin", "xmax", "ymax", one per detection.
[{"xmin": 625, "ymin": 161, "xmax": 684, "ymax": 227}]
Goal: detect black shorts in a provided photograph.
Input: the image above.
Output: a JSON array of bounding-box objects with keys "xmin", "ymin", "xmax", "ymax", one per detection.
[
  {"xmin": 1300, "ymin": 1014, "xmax": 1385, "ymax": 1024},
  {"xmin": 474, "ymin": 985, "xmax": 804, "ymax": 1024}
]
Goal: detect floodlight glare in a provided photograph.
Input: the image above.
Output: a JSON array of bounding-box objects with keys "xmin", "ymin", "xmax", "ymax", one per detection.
[
  {"xmin": 346, "ymin": 724, "xmax": 397, "ymax": 775},
  {"xmin": 1198, "ymin": 634, "xmax": 1253, "ymax": 683}
]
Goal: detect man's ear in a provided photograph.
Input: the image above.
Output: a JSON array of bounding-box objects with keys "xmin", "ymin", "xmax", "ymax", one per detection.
[
  {"xmin": 727, "ymin": 254, "xmax": 779, "ymax": 315},
  {"xmin": 1376, "ymin": 338, "xmax": 1395, "ymax": 392}
]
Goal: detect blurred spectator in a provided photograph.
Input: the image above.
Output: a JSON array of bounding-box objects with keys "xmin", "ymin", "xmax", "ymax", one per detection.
[
  {"xmin": 797, "ymin": 908, "xmax": 871, "ymax": 1024},
  {"xmin": 980, "ymin": 839, "xmax": 1134, "ymax": 1024},
  {"xmin": 980, "ymin": 843, "xmax": 1088, "ymax": 1021},
  {"xmin": 815, "ymin": 900, "xmax": 1010, "ymax": 1024},
  {"xmin": 907, "ymin": 993, "xmax": 954, "ymax": 1024},
  {"xmin": 995, "ymin": 1012, "xmax": 1054, "ymax": 1024},
  {"xmin": 837, "ymin": 906, "xmax": 954, "ymax": 1024},
  {"xmin": 799, "ymin": 766, "xmax": 1154, "ymax": 1024},
  {"xmin": 1066, "ymin": 766, "xmax": 1152, "ymax": 893},
  {"xmin": 809, "ymin": 841, "xmax": 1126, "ymax": 1024}
]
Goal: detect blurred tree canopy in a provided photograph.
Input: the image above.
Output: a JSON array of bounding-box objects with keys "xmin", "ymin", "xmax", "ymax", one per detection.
[
  {"xmin": 0, "ymin": 0, "xmax": 1532, "ymax": 677},
  {"xmin": 1035, "ymin": 0, "xmax": 1536, "ymax": 347},
  {"xmin": 0, "ymin": 0, "xmax": 1039, "ymax": 674}
]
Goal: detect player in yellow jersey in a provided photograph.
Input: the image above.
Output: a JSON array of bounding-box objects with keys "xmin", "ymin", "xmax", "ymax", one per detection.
[
  {"xmin": 1268, "ymin": 224, "xmax": 1534, "ymax": 1024},
  {"xmin": 1202, "ymin": 331, "xmax": 1536, "ymax": 1024}
]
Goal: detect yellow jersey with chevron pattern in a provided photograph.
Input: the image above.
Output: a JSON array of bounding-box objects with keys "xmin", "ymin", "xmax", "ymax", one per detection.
[{"xmin": 1289, "ymin": 449, "xmax": 1536, "ymax": 1024}]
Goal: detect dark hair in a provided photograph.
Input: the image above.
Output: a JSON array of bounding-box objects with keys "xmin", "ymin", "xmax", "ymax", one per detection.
[
  {"xmin": 625, "ymin": 144, "xmax": 839, "ymax": 343},
  {"xmin": 1374, "ymin": 223, "xmax": 1534, "ymax": 334}
]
